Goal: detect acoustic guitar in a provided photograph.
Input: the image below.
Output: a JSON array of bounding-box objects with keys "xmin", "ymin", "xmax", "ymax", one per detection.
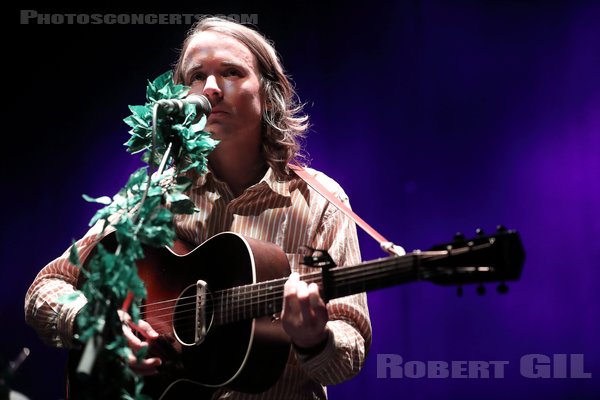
[{"xmin": 68, "ymin": 227, "xmax": 524, "ymax": 399}]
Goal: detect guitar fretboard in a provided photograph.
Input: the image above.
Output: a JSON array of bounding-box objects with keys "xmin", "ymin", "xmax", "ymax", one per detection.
[{"xmin": 211, "ymin": 254, "xmax": 427, "ymax": 326}]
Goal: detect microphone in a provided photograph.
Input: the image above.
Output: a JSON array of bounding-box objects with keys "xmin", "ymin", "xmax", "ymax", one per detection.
[{"xmin": 156, "ymin": 94, "xmax": 212, "ymax": 123}]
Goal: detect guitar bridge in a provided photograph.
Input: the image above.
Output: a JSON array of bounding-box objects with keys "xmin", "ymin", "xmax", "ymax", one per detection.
[
  {"xmin": 173, "ymin": 280, "xmax": 209, "ymax": 347},
  {"xmin": 195, "ymin": 279, "xmax": 208, "ymax": 345}
]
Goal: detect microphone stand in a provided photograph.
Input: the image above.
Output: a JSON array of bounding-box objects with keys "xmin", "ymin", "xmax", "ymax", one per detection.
[
  {"xmin": 0, "ymin": 348, "xmax": 30, "ymax": 400},
  {"xmin": 75, "ymin": 298, "xmax": 108, "ymax": 379}
]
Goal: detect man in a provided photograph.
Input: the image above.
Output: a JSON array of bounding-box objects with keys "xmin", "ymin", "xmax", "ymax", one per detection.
[{"xmin": 25, "ymin": 16, "xmax": 371, "ymax": 399}]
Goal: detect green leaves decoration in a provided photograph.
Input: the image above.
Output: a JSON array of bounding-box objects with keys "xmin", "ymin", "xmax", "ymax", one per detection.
[
  {"xmin": 63, "ymin": 71, "xmax": 218, "ymax": 399},
  {"xmin": 123, "ymin": 70, "xmax": 218, "ymax": 173}
]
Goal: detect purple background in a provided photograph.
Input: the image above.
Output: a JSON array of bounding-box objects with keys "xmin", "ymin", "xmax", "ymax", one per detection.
[{"xmin": 2, "ymin": 2, "xmax": 599, "ymax": 399}]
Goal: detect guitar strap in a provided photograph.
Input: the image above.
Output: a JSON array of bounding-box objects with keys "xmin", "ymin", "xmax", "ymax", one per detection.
[{"xmin": 288, "ymin": 164, "xmax": 405, "ymax": 256}]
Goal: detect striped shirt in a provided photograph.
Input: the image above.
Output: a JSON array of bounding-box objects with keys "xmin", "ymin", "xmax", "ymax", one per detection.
[{"xmin": 25, "ymin": 166, "xmax": 372, "ymax": 400}]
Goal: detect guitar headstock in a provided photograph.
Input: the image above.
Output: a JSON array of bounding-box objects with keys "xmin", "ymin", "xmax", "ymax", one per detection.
[{"xmin": 420, "ymin": 226, "xmax": 525, "ymax": 289}]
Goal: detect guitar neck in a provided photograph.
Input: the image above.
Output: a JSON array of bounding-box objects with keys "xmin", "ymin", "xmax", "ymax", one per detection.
[
  {"xmin": 213, "ymin": 253, "xmax": 426, "ymax": 326},
  {"xmin": 211, "ymin": 230, "xmax": 520, "ymax": 326}
]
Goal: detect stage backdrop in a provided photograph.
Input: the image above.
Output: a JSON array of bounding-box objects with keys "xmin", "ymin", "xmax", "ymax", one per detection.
[{"xmin": 2, "ymin": 2, "xmax": 598, "ymax": 399}]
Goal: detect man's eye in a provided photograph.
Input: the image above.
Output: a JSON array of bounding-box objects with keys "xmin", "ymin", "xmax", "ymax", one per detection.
[
  {"xmin": 191, "ymin": 72, "xmax": 206, "ymax": 81},
  {"xmin": 224, "ymin": 69, "xmax": 241, "ymax": 77}
]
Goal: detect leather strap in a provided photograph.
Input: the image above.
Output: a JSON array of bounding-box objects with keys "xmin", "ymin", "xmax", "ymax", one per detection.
[{"xmin": 289, "ymin": 164, "xmax": 404, "ymax": 256}]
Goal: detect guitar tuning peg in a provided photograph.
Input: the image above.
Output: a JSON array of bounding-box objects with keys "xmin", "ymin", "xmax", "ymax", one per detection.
[
  {"xmin": 497, "ymin": 282, "xmax": 509, "ymax": 294},
  {"xmin": 476, "ymin": 228, "xmax": 485, "ymax": 237},
  {"xmin": 476, "ymin": 284, "xmax": 486, "ymax": 296},
  {"xmin": 454, "ymin": 232, "xmax": 465, "ymax": 241},
  {"xmin": 457, "ymin": 285, "xmax": 463, "ymax": 297},
  {"xmin": 496, "ymin": 225, "xmax": 507, "ymax": 232}
]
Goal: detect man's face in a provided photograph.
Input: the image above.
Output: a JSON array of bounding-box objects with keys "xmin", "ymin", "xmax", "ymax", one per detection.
[{"xmin": 180, "ymin": 31, "xmax": 263, "ymax": 147}]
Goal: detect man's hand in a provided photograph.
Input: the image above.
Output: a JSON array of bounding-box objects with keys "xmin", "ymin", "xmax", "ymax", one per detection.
[
  {"xmin": 118, "ymin": 310, "xmax": 162, "ymax": 376},
  {"xmin": 281, "ymin": 272, "xmax": 330, "ymax": 350}
]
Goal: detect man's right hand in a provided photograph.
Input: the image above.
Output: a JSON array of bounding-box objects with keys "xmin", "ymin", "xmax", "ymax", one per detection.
[{"xmin": 118, "ymin": 310, "xmax": 162, "ymax": 376}]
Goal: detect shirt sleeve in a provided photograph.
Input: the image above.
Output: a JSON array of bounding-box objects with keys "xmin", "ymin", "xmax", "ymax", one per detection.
[
  {"xmin": 294, "ymin": 189, "xmax": 372, "ymax": 385},
  {"xmin": 24, "ymin": 222, "xmax": 108, "ymax": 348}
]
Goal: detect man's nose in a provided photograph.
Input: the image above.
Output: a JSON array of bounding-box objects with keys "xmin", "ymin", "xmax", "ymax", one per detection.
[{"xmin": 203, "ymin": 75, "xmax": 222, "ymax": 100}]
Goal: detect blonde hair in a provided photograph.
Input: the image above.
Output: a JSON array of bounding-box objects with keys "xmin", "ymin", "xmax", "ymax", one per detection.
[{"xmin": 173, "ymin": 17, "xmax": 309, "ymax": 177}]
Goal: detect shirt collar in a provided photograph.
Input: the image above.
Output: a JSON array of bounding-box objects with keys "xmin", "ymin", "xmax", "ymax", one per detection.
[
  {"xmin": 191, "ymin": 165, "xmax": 291, "ymax": 198},
  {"xmin": 259, "ymin": 166, "xmax": 291, "ymax": 197}
]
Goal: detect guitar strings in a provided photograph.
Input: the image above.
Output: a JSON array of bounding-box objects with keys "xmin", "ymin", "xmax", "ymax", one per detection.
[
  {"xmin": 137, "ymin": 251, "xmax": 453, "ymax": 327},
  {"xmin": 139, "ymin": 251, "xmax": 451, "ymax": 326},
  {"xmin": 143, "ymin": 252, "xmax": 455, "ymax": 327},
  {"xmin": 136, "ymin": 247, "xmax": 458, "ymax": 314},
  {"xmin": 168, "ymin": 267, "xmax": 425, "ymax": 336},
  {"xmin": 138, "ymin": 258, "xmax": 388, "ymax": 319},
  {"xmin": 130, "ymin": 237, "xmax": 493, "ymax": 332},
  {"xmin": 137, "ymin": 250, "xmax": 435, "ymax": 313}
]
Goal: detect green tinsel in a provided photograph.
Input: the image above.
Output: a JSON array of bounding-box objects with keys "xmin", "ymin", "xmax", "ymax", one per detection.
[{"xmin": 60, "ymin": 71, "xmax": 218, "ymax": 399}]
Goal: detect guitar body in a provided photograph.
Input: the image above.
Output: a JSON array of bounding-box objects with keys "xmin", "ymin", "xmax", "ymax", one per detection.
[{"xmin": 68, "ymin": 232, "xmax": 292, "ymax": 400}]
